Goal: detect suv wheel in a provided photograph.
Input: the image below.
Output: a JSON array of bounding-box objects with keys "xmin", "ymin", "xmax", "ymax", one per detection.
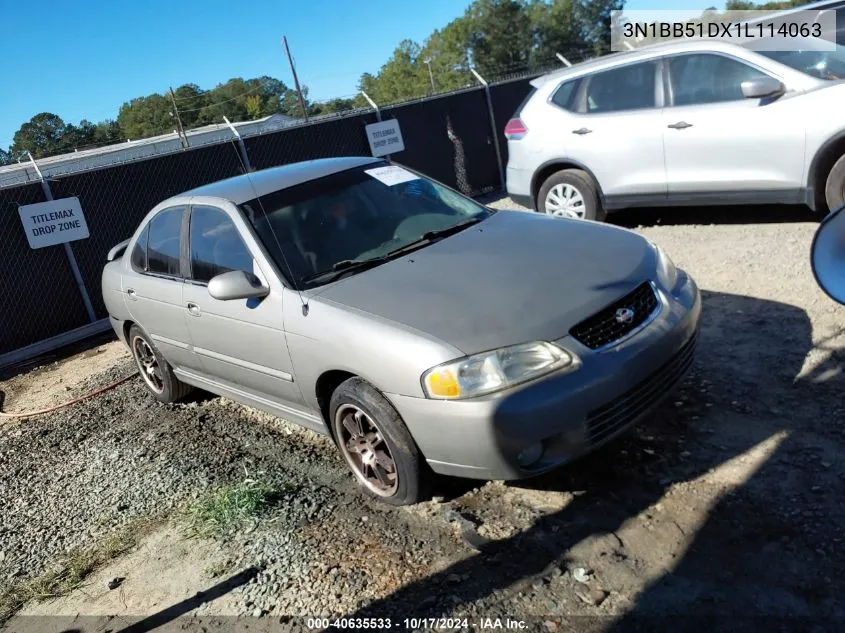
[
  {"xmin": 330, "ymin": 377, "xmax": 430, "ymax": 505},
  {"xmin": 537, "ymin": 168, "xmax": 605, "ymax": 221},
  {"xmin": 129, "ymin": 325, "xmax": 193, "ymax": 403},
  {"xmin": 824, "ymin": 154, "xmax": 845, "ymax": 213}
]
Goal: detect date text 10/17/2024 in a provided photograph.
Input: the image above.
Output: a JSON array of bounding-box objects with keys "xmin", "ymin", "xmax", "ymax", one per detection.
[{"xmin": 305, "ymin": 617, "xmax": 528, "ymax": 630}]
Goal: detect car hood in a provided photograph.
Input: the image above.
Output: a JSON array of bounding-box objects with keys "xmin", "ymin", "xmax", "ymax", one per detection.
[{"xmin": 313, "ymin": 211, "xmax": 657, "ymax": 356}]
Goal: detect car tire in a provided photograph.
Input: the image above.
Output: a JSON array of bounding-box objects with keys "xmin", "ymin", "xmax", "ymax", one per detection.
[
  {"xmin": 824, "ymin": 154, "xmax": 845, "ymax": 213},
  {"xmin": 128, "ymin": 325, "xmax": 193, "ymax": 403},
  {"xmin": 330, "ymin": 377, "xmax": 431, "ymax": 505},
  {"xmin": 537, "ymin": 168, "xmax": 605, "ymax": 222}
]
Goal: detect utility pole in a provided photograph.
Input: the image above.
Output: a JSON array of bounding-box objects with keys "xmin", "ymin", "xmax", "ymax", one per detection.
[
  {"xmin": 168, "ymin": 87, "xmax": 189, "ymax": 148},
  {"xmin": 423, "ymin": 58, "xmax": 436, "ymax": 92},
  {"xmin": 283, "ymin": 36, "xmax": 309, "ymax": 122}
]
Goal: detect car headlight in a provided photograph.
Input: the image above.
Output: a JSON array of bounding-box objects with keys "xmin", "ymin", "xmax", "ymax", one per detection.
[
  {"xmin": 422, "ymin": 342, "xmax": 578, "ymax": 400},
  {"xmin": 653, "ymin": 244, "xmax": 678, "ymax": 290}
]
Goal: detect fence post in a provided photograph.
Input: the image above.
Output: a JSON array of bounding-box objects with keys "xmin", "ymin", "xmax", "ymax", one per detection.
[
  {"xmin": 27, "ymin": 152, "xmax": 97, "ymax": 323},
  {"xmin": 223, "ymin": 116, "xmax": 252, "ymax": 172},
  {"xmin": 360, "ymin": 91, "xmax": 382, "ymax": 122},
  {"xmin": 470, "ymin": 68, "xmax": 506, "ymax": 192},
  {"xmin": 361, "ymin": 91, "xmax": 393, "ymax": 164},
  {"xmin": 556, "ymin": 53, "xmax": 573, "ymax": 67}
]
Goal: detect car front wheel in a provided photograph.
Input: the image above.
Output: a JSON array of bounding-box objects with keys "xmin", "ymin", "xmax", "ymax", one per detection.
[
  {"xmin": 330, "ymin": 377, "xmax": 430, "ymax": 505},
  {"xmin": 824, "ymin": 153, "xmax": 845, "ymax": 213},
  {"xmin": 537, "ymin": 168, "xmax": 605, "ymax": 222}
]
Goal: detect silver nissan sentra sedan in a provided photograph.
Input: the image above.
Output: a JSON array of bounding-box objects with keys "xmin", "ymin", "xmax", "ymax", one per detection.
[{"xmin": 102, "ymin": 156, "xmax": 701, "ymax": 505}]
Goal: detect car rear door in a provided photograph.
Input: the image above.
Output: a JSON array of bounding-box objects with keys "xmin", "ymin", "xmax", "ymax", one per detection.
[
  {"xmin": 180, "ymin": 204, "xmax": 305, "ymax": 407},
  {"xmin": 543, "ymin": 59, "xmax": 668, "ymax": 205},
  {"xmin": 123, "ymin": 206, "xmax": 197, "ymax": 370},
  {"xmin": 661, "ymin": 52, "xmax": 805, "ymax": 201}
]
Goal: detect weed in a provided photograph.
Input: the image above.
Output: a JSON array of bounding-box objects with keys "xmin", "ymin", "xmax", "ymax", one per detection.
[{"xmin": 183, "ymin": 479, "xmax": 282, "ymax": 538}]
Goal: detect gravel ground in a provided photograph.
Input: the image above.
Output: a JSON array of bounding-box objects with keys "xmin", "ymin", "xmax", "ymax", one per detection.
[{"xmin": 2, "ymin": 200, "xmax": 845, "ymax": 630}]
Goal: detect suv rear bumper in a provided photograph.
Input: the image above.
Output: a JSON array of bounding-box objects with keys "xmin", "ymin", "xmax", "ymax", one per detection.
[{"xmin": 506, "ymin": 164, "xmax": 533, "ymax": 210}]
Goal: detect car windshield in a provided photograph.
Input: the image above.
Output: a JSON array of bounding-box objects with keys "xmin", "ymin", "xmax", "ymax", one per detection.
[
  {"xmin": 239, "ymin": 162, "xmax": 492, "ymax": 289},
  {"xmin": 749, "ymin": 38, "xmax": 845, "ymax": 80}
]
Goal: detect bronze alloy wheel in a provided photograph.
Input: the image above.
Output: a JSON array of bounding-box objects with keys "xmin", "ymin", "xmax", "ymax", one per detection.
[
  {"xmin": 335, "ymin": 404, "xmax": 399, "ymax": 497},
  {"xmin": 132, "ymin": 335, "xmax": 165, "ymax": 394}
]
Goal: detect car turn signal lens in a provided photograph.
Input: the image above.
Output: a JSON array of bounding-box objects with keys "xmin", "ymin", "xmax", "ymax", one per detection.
[{"xmin": 426, "ymin": 369, "xmax": 461, "ymax": 398}]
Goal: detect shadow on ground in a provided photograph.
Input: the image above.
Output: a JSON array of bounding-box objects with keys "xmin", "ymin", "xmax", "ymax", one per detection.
[{"xmin": 328, "ymin": 288, "xmax": 844, "ymax": 631}]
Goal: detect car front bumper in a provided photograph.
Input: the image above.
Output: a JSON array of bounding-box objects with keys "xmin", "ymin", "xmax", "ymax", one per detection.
[{"xmin": 386, "ymin": 272, "xmax": 702, "ymax": 480}]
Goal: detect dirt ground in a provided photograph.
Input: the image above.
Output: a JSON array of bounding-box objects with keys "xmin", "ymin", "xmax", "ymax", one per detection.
[{"xmin": 2, "ymin": 201, "xmax": 844, "ymax": 632}]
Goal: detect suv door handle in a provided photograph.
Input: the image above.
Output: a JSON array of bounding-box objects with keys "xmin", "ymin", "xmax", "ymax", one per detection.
[
  {"xmin": 667, "ymin": 121, "xmax": 693, "ymax": 130},
  {"xmin": 572, "ymin": 127, "xmax": 592, "ymax": 135},
  {"xmin": 126, "ymin": 288, "xmax": 137, "ymax": 301},
  {"xmin": 186, "ymin": 302, "xmax": 201, "ymax": 316}
]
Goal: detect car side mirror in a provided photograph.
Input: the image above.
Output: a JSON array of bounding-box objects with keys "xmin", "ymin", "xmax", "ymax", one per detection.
[
  {"xmin": 741, "ymin": 77, "xmax": 785, "ymax": 99},
  {"xmin": 811, "ymin": 205, "xmax": 845, "ymax": 305},
  {"xmin": 208, "ymin": 270, "xmax": 269, "ymax": 301}
]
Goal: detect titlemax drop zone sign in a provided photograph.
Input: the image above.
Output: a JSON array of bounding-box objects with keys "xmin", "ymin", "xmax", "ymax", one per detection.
[{"xmin": 18, "ymin": 197, "xmax": 90, "ymax": 249}]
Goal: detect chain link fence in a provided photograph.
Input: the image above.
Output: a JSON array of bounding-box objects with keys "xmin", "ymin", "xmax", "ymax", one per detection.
[{"xmin": 0, "ymin": 72, "xmax": 546, "ymax": 362}]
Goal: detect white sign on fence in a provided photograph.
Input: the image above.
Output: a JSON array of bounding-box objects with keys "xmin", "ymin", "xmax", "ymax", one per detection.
[
  {"xmin": 18, "ymin": 197, "xmax": 90, "ymax": 249},
  {"xmin": 365, "ymin": 119, "xmax": 405, "ymax": 157}
]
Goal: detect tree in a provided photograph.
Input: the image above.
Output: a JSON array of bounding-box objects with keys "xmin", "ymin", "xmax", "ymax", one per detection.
[
  {"xmin": 171, "ymin": 83, "xmax": 208, "ymax": 128},
  {"xmin": 310, "ymin": 97, "xmax": 358, "ymax": 116},
  {"xmin": 0, "ymin": 148, "xmax": 11, "ymax": 165},
  {"xmin": 117, "ymin": 94, "xmax": 175, "ymax": 139},
  {"xmin": 575, "ymin": 0, "xmax": 625, "ymax": 57},
  {"xmin": 529, "ymin": 0, "xmax": 587, "ymax": 66},
  {"xmin": 466, "ymin": 0, "xmax": 534, "ymax": 77},
  {"xmin": 418, "ymin": 18, "xmax": 474, "ymax": 91},
  {"xmin": 10, "ymin": 113, "xmax": 69, "ymax": 158}
]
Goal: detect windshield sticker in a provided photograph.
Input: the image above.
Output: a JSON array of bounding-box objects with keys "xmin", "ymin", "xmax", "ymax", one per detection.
[{"xmin": 365, "ymin": 165, "xmax": 420, "ymax": 187}]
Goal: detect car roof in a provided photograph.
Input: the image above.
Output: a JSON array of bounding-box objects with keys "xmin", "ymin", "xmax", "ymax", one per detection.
[
  {"xmin": 530, "ymin": 39, "xmax": 753, "ymax": 88},
  {"xmin": 176, "ymin": 156, "xmax": 382, "ymax": 205}
]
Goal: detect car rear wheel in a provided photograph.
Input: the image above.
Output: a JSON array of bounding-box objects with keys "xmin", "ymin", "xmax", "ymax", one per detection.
[
  {"xmin": 330, "ymin": 377, "xmax": 430, "ymax": 505},
  {"xmin": 537, "ymin": 168, "xmax": 604, "ymax": 222},
  {"xmin": 129, "ymin": 325, "xmax": 193, "ymax": 403},
  {"xmin": 824, "ymin": 154, "xmax": 845, "ymax": 213}
]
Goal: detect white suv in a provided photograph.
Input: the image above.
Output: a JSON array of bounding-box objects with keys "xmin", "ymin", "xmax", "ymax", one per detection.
[{"xmin": 505, "ymin": 37, "xmax": 845, "ymax": 221}]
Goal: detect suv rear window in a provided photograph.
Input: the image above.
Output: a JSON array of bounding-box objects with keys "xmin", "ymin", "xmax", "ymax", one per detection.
[{"xmin": 551, "ymin": 79, "xmax": 581, "ymax": 111}]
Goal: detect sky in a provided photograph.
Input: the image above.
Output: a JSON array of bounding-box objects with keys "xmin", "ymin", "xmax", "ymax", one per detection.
[{"xmin": 1, "ymin": 0, "xmax": 715, "ymax": 150}]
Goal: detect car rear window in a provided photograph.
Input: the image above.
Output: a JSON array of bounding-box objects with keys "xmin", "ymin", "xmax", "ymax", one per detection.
[{"xmin": 551, "ymin": 79, "xmax": 581, "ymax": 111}]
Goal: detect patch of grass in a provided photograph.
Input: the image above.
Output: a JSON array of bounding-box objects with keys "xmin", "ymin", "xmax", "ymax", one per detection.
[
  {"xmin": 0, "ymin": 516, "xmax": 157, "ymax": 624},
  {"xmin": 204, "ymin": 559, "xmax": 233, "ymax": 579},
  {"xmin": 183, "ymin": 479, "xmax": 281, "ymax": 538}
]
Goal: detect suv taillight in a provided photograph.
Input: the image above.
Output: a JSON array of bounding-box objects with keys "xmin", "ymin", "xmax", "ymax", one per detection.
[{"xmin": 504, "ymin": 118, "xmax": 528, "ymax": 140}]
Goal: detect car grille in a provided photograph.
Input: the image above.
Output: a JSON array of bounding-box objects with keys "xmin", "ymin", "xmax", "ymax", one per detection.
[
  {"xmin": 570, "ymin": 282, "xmax": 659, "ymax": 350},
  {"xmin": 585, "ymin": 330, "xmax": 698, "ymax": 447}
]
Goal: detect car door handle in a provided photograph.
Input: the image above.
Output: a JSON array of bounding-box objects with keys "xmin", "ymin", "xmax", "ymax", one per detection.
[
  {"xmin": 186, "ymin": 302, "xmax": 201, "ymax": 316},
  {"xmin": 572, "ymin": 127, "xmax": 592, "ymax": 135},
  {"xmin": 667, "ymin": 121, "xmax": 693, "ymax": 130},
  {"xmin": 126, "ymin": 288, "xmax": 137, "ymax": 301}
]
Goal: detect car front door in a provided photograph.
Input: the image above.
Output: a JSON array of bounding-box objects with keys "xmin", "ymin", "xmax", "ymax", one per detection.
[
  {"xmin": 123, "ymin": 206, "xmax": 197, "ymax": 370},
  {"xmin": 180, "ymin": 204, "xmax": 305, "ymax": 408},
  {"xmin": 548, "ymin": 59, "xmax": 667, "ymax": 205},
  {"xmin": 662, "ymin": 52, "xmax": 805, "ymax": 201}
]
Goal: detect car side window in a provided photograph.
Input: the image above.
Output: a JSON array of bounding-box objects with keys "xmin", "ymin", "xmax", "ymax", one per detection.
[
  {"xmin": 583, "ymin": 61, "xmax": 657, "ymax": 114},
  {"xmin": 130, "ymin": 224, "xmax": 149, "ymax": 272},
  {"xmin": 147, "ymin": 207, "xmax": 184, "ymax": 277},
  {"xmin": 189, "ymin": 206, "xmax": 254, "ymax": 284},
  {"xmin": 551, "ymin": 79, "xmax": 581, "ymax": 111},
  {"xmin": 668, "ymin": 54, "xmax": 769, "ymax": 106}
]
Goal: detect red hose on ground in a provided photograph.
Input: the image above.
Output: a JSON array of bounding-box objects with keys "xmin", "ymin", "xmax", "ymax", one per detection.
[{"xmin": 0, "ymin": 372, "xmax": 138, "ymax": 419}]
